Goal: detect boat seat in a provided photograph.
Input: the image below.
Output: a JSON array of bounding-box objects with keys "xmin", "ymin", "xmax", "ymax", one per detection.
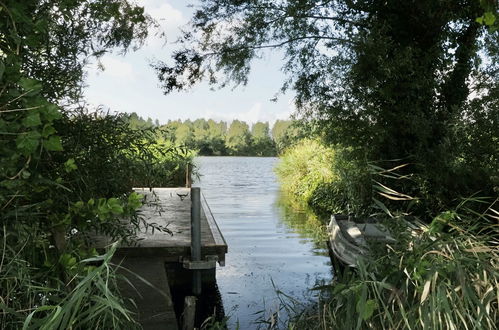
[{"xmin": 340, "ymin": 221, "xmax": 367, "ymax": 246}]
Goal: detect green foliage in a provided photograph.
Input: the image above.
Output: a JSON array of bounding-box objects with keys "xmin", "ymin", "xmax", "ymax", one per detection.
[
  {"xmin": 288, "ymin": 219, "xmax": 498, "ymax": 330},
  {"xmin": 0, "ymin": 0, "xmax": 150, "ymax": 103},
  {"xmin": 281, "ymin": 164, "xmax": 499, "ymax": 329},
  {"xmin": 0, "ymin": 0, "xmax": 173, "ymax": 327},
  {"xmin": 251, "ymin": 122, "xmax": 276, "ymax": 156},
  {"xmin": 59, "ymin": 110, "xmax": 194, "ymax": 196},
  {"xmin": 2, "ymin": 241, "xmax": 140, "ymax": 329},
  {"xmin": 271, "ymin": 120, "xmax": 303, "ymax": 154},
  {"xmin": 225, "ymin": 120, "xmax": 251, "ymax": 155},
  {"xmin": 476, "ymin": 0, "xmax": 499, "ymax": 32},
  {"xmin": 275, "ymin": 139, "xmax": 371, "ymax": 215},
  {"xmin": 157, "ymin": 0, "xmax": 498, "ymax": 218},
  {"xmin": 158, "ymin": 117, "xmax": 302, "ymax": 156},
  {"xmin": 276, "ymin": 139, "xmax": 336, "ymax": 203}
]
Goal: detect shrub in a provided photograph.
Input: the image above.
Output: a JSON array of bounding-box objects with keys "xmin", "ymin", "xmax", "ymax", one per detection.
[
  {"xmin": 275, "ymin": 139, "xmax": 371, "ymax": 215},
  {"xmin": 1, "ymin": 242, "xmax": 140, "ymax": 329},
  {"xmin": 1, "ymin": 93, "xmax": 193, "ymax": 326}
]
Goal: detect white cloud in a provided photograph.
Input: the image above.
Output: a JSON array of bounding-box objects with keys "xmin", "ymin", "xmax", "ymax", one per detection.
[
  {"xmin": 202, "ymin": 102, "xmax": 292, "ymax": 126},
  {"xmin": 90, "ymin": 56, "xmax": 135, "ymax": 80},
  {"xmin": 136, "ymin": 0, "xmax": 186, "ymax": 49}
]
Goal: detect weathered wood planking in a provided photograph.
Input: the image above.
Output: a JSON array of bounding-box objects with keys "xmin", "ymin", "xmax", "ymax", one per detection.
[
  {"xmin": 96, "ymin": 187, "xmax": 227, "ymax": 263},
  {"xmin": 93, "ymin": 188, "xmax": 227, "ymax": 330},
  {"xmin": 114, "ymin": 256, "xmax": 178, "ymax": 330}
]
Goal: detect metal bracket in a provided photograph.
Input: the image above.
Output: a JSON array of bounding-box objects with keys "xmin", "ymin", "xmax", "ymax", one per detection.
[{"xmin": 181, "ymin": 255, "xmax": 218, "ymax": 270}]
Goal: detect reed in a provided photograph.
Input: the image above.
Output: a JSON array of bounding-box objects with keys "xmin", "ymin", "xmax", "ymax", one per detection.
[
  {"xmin": 1, "ymin": 241, "xmax": 139, "ymax": 330},
  {"xmin": 286, "ymin": 206, "xmax": 499, "ymax": 330}
]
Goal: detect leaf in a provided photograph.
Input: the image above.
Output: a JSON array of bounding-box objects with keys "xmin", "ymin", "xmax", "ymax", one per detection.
[
  {"xmin": 42, "ymin": 104, "xmax": 62, "ymax": 121},
  {"xmin": 43, "ymin": 135, "xmax": 63, "ymax": 151},
  {"xmin": 18, "ymin": 77, "xmax": 42, "ymax": 94},
  {"xmin": 374, "ymin": 181, "xmax": 414, "ymax": 200},
  {"xmin": 421, "ymin": 279, "xmax": 431, "ymax": 303},
  {"xmin": 373, "ymin": 198, "xmax": 393, "ymax": 217},
  {"xmin": 127, "ymin": 192, "xmax": 143, "ymax": 210},
  {"xmin": 16, "ymin": 130, "xmax": 41, "ymax": 154},
  {"xmin": 64, "ymin": 158, "xmax": 78, "ymax": 172},
  {"xmin": 107, "ymin": 198, "xmax": 124, "ymax": 214},
  {"xmin": 23, "ymin": 112, "xmax": 42, "ymax": 127},
  {"xmin": 356, "ymin": 299, "xmax": 377, "ymax": 321},
  {"xmin": 0, "ymin": 60, "xmax": 5, "ymax": 80},
  {"xmin": 42, "ymin": 124, "xmax": 56, "ymax": 137},
  {"xmin": 483, "ymin": 12, "xmax": 496, "ymax": 26},
  {"xmin": 464, "ymin": 246, "xmax": 492, "ymax": 253}
]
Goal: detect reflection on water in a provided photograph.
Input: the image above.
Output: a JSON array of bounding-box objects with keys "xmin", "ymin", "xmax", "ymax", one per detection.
[
  {"xmin": 275, "ymin": 192, "xmax": 330, "ymax": 249},
  {"xmin": 194, "ymin": 156, "xmax": 332, "ymax": 329}
]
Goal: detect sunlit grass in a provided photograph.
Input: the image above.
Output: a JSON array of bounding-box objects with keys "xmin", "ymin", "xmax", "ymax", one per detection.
[{"xmin": 285, "ymin": 212, "xmax": 499, "ymax": 330}]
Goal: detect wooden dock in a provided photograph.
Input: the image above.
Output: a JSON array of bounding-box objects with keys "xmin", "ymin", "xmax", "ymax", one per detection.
[{"xmin": 96, "ymin": 188, "xmax": 227, "ymax": 330}]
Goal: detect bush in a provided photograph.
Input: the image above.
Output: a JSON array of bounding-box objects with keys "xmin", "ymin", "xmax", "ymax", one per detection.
[
  {"xmin": 275, "ymin": 139, "xmax": 371, "ymax": 215},
  {"xmin": 1, "ymin": 95, "xmax": 193, "ymax": 325},
  {"xmin": 54, "ymin": 109, "xmax": 194, "ymax": 198}
]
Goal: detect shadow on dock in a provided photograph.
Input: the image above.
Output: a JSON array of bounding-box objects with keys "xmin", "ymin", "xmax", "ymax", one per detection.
[{"xmin": 95, "ymin": 187, "xmax": 227, "ymax": 329}]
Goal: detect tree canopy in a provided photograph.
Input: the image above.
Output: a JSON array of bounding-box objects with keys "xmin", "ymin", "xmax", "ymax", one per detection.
[
  {"xmin": 125, "ymin": 114, "xmax": 301, "ymax": 156},
  {"xmin": 155, "ymin": 0, "xmax": 498, "ymax": 210},
  {"xmin": 0, "ymin": 1, "xmax": 190, "ymax": 327}
]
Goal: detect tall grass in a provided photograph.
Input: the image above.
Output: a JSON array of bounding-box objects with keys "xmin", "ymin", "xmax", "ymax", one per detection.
[
  {"xmin": 275, "ymin": 138, "xmax": 337, "ymax": 204},
  {"xmin": 1, "ymin": 241, "xmax": 139, "ymax": 330},
  {"xmin": 284, "ymin": 200, "xmax": 499, "ymax": 330}
]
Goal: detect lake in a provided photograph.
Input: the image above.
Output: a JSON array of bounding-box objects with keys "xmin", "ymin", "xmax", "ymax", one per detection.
[{"xmin": 194, "ymin": 156, "xmax": 332, "ymax": 329}]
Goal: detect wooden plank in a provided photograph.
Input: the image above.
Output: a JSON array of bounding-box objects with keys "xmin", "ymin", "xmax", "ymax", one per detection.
[
  {"xmin": 94, "ymin": 188, "xmax": 227, "ymax": 260},
  {"xmin": 201, "ymin": 193, "xmax": 227, "ymax": 248},
  {"xmin": 91, "ymin": 188, "xmax": 227, "ymax": 329},
  {"xmin": 114, "ymin": 256, "xmax": 178, "ymax": 330}
]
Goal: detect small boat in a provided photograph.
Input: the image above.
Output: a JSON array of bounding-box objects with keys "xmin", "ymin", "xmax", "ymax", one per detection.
[
  {"xmin": 327, "ymin": 214, "xmax": 425, "ymax": 268},
  {"xmin": 327, "ymin": 214, "xmax": 396, "ymax": 268}
]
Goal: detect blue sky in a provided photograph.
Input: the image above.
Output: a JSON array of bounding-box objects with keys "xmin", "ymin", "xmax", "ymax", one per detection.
[{"xmin": 84, "ymin": 0, "xmax": 293, "ymax": 125}]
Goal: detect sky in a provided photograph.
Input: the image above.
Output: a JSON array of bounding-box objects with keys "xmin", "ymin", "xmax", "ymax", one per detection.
[{"xmin": 84, "ymin": 0, "xmax": 294, "ymax": 126}]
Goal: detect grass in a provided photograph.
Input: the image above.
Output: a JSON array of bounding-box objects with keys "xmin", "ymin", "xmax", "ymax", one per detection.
[
  {"xmin": 285, "ymin": 210, "xmax": 498, "ymax": 330},
  {"xmin": 275, "ymin": 140, "xmax": 498, "ymax": 329},
  {"xmin": 1, "ymin": 241, "xmax": 140, "ymax": 330}
]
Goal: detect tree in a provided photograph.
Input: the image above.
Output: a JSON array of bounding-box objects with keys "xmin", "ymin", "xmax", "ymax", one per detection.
[
  {"xmin": 1, "ymin": 0, "xmax": 153, "ymax": 326},
  {"xmin": 1, "ymin": 0, "xmax": 150, "ymax": 104},
  {"xmin": 226, "ymin": 120, "xmax": 251, "ymax": 155},
  {"xmin": 251, "ymin": 121, "xmax": 276, "ymax": 156},
  {"xmin": 155, "ymin": 0, "xmax": 498, "ymax": 209},
  {"xmin": 192, "ymin": 119, "xmax": 212, "ymax": 154},
  {"xmin": 175, "ymin": 122, "xmax": 195, "ymax": 147},
  {"xmin": 206, "ymin": 119, "xmax": 227, "ymax": 155},
  {"xmin": 271, "ymin": 120, "xmax": 302, "ymax": 153}
]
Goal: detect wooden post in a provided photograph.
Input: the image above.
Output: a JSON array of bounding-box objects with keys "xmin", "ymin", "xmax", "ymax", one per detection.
[
  {"xmin": 190, "ymin": 187, "xmax": 201, "ymax": 295},
  {"xmin": 181, "ymin": 296, "xmax": 197, "ymax": 330},
  {"xmin": 185, "ymin": 163, "xmax": 192, "ymax": 188}
]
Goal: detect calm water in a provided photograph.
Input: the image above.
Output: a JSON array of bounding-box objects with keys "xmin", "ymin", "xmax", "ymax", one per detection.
[{"xmin": 194, "ymin": 156, "xmax": 332, "ymax": 329}]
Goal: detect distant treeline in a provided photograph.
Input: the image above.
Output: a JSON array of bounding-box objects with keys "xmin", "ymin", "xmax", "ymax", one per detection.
[{"xmin": 126, "ymin": 113, "xmax": 302, "ymax": 156}]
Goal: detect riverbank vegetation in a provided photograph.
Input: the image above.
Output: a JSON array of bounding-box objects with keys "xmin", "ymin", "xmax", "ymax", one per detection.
[
  {"xmin": 126, "ymin": 114, "xmax": 302, "ymax": 156},
  {"xmin": 3, "ymin": 0, "xmax": 498, "ymax": 328},
  {"xmin": 0, "ymin": 1, "xmax": 193, "ymax": 328},
  {"xmin": 161, "ymin": 0, "xmax": 499, "ymax": 328}
]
